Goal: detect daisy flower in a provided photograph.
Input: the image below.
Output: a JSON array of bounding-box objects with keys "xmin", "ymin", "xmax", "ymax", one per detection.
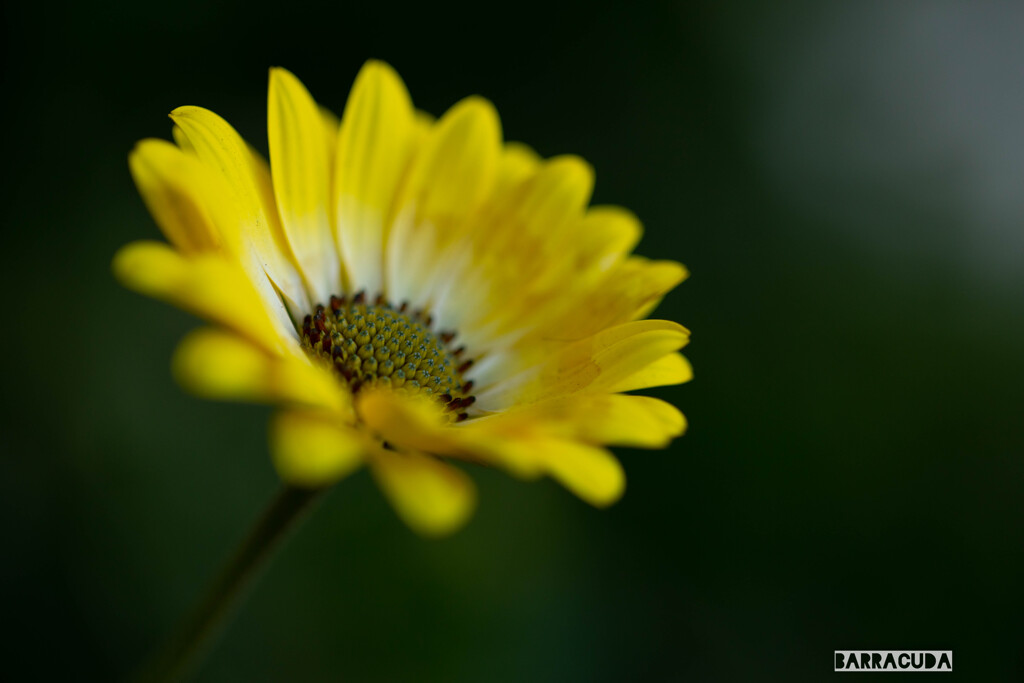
[{"xmin": 115, "ymin": 61, "xmax": 692, "ymax": 537}]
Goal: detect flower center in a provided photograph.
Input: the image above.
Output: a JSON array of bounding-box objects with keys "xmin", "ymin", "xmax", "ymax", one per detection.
[{"xmin": 300, "ymin": 293, "xmax": 476, "ymax": 420}]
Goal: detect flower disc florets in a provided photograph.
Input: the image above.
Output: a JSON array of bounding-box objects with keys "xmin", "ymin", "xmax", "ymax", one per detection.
[{"xmin": 301, "ymin": 292, "xmax": 476, "ymax": 420}]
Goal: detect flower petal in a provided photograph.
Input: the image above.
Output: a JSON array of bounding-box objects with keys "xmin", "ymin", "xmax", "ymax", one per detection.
[
  {"xmin": 368, "ymin": 444, "xmax": 477, "ymax": 537},
  {"xmin": 319, "ymin": 105, "xmax": 340, "ymax": 156},
  {"xmin": 545, "ymin": 258, "xmax": 689, "ymax": 341},
  {"xmin": 112, "ymin": 241, "xmax": 288, "ymax": 354},
  {"xmin": 171, "ymin": 124, "xmax": 195, "ymax": 153},
  {"xmin": 170, "ymin": 105, "xmax": 311, "ymax": 318},
  {"xmin": 172, "ymin": 327, "xmax": 350, "ymax": 414},
  {"xmin": 529, "ymin": 394, "xmax": 686, "ymax": 448},
  {"xmin": 356, "ymin": 386, "xmax": 635, "ymax": 507},
  {"xmin": 538, "ymin": 441, "xmax": 625, "ymax": 507},
  {"xmin": 465, "ymin": 435, "xmax": 625, "ymax": 507},
  {"xmin": 508, "ymin": 155, "xmax": 594, "ymax": 237},
  {"xmin": 492, "ymin": 141, "xmax": 541, "ymax": 199},
  {"xmin": 355, "ymin": 390, "xmax": 536, "ymax": 476},
  {"xmin": 572, "ymin": 206, "xmax": 643, "ymax": 270},
  {"xmin": 357, "ymin": 389, "xmax": 659, "ymax": 500},
  {"xmin": 128, "ymin": 139, "xmax": 225, "ymax": 254},
  {"xmin": 320, "ymin": 105, "xmax": 340, "ymax": 218},
  {"xmin": 449, "ymin": 155, "xmax": 596, "ymax": 349},
  {"xmin": 127, "ymin": 137, "xmax": 298, "ymax": 343},
  {"xmin": 270, "ymin": 410, "xmax": 365, "ymax": 487},
  {"xmin": 608, "ymin": 351, "xmax": 693, "ymax": 392},
  {"xmin": 356, "ymin": 389, "xmax": 460, "ymax": 454},
  {"xmin": 394, "ymin": 96, "xmax": 501, "ymax": 226},
  {"xmin": 475, "ymin": 320, "xmax": 690, "ymax": 409},
  {"xmin": 172, "ymin": 327, "xmax": 274, "ymax": 400},
  {"xmin": 268, "ymin": 67, "xmax": 342, "ymax": 305},
  {"xmin": 387, "ymin": 96, "xmax": 502, "ymax": 309},
  {"xmin": 334, "ymin": 60, "xmax": 417, "ymax": 296}
]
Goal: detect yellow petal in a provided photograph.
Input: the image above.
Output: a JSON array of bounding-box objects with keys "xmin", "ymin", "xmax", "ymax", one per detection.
[
  {"xmin": 319, "ymin": 105, "xmax": 340, "ymax": 154},
  {"xmin": 171, "ymin": 125, "xmax": 195, "ymax": 153},
  {"xmin": 537, "ymin": 394, "xmax": 686, "ymax": 448},
  {"xmin": 356, "ymin": 389, "xmax": 461, "ymax": 454},
  {"xmin": 268, "ymin": 68, "xmax": 341, "ymax": 304},
  {"xmin": 458, "ymin": 156, "xmax": 595, "ymax": 341},
  {"xmin": 548, "ymin": 319, "xmax": 690, "ymax": 393},
  {"xmin": 476, "ymin": 320, "xmax": 690, "ymax": 409},
  {"xmin": 334, "ymin": 60, "xmax": 417, "ymax": 295},
  {"xmin": 170, "ymin": 105, "xmax": 310, "ymax": 317},
  {"xmin": 476, "ymin": 154, "xmax": 594, "ymax": 267},
  {"xmin": 571, "ymin": 206, "xmax": 643, "ymax": 272},
  {"xmin": 608, "ymin": 352, "xmax": 693, "ymax": 392},
  {"xmin": 492, "ymin": 141, "xmax": 541, "ymax": 200},
  {"xmin": 172, "ymin": 327, "xmax": 350, "ymax": 414},
  {"xmin": 512, "ymin": 155, "xmax": 594, "ymax": 234},
  {"xmin": 129, "ymin": 133, "xmax": 298, "ymax": 344},
  {"xmin": 626, "ymin": 258, "xmax": 690, "ymax": 322},
  {"xmin": 270, "ymin": 410, "xmax": 365, "ymax": 487},
  {"xmin": 494, "ymin": 209, "xmax": 654, "ymax": 345},
  {"xmin": 387, "ymin": 95, "xmax": 502, "ymax": 304},
  {"xmin": 357, "ymin": 390, "xmax": 540, "ymax": 477},
  {"xmin": 397, "ymin": 96, "xmax": 501, "ymax": 225},
  {"xmin": 468, "ymin": 434, "xmax": 625, "ymax": 507},
  {"xmin": 357, "ymin": 392, "xmax": 631, "ymax": 505},
  {"xmin": 320, "ymin": 106, "xmax": 340, "ymax": 229},
  {"xmin": 412, "ymin": 109, "xmax": 435, "ymax": 145},
  {"xmin": 368, "ymin": 445, "xmax": 477, "ymax": 537},
  {"xmin": 172, "ymin": 327, "xmax": 271, "ymax": 400},
  {"xmin": 128, "ymin": 139, "xmax": 225, "ymax": 254},
  {"xmin": 551, "ymin": 258, "xmax": 689, "ymax": 340},
  {"xmin": 540, "ymin": 441, "xmax": 625, "ymax": 507},
  {"xmin": 112, "ymin": 241, "xmax": 286, "ymax": 353}
]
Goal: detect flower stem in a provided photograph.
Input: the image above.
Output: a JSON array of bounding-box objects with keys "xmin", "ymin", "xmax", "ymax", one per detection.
[{"xmin": 136, "ymin": 485, "xmax": 323, "ymax": 682}]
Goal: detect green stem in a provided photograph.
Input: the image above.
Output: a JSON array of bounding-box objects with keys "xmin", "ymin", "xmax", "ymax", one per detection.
[{"xmin": 136, "ymin": 485, "xmax": 323, "ymax": 682}]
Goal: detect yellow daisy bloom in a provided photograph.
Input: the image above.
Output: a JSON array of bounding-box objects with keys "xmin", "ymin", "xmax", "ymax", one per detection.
[{"xmin": 114, "ymin": 61, "xmax": 692, "ymax": 536}]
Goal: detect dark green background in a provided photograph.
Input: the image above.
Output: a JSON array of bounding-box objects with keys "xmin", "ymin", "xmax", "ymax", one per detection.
[{"xmin": 3, "ymin": 1, "xmax": 1022, "ymax": 680}]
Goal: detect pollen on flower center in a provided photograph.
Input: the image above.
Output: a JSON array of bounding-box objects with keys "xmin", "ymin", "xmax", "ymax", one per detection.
[{"xmin": 300, "ymin": 292, "xmax": 477, "ymax": 420}]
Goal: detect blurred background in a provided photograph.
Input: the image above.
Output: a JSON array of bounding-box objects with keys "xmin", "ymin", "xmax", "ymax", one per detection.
[{"xmin": 3, "ymin": 0, "xmax": 1023, "ymax": 680}]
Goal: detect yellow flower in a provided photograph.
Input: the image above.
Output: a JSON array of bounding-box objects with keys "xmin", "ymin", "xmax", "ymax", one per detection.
[{"xmin": 114, "ymin": 61, "xmax": 692, "ymax": 536}]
